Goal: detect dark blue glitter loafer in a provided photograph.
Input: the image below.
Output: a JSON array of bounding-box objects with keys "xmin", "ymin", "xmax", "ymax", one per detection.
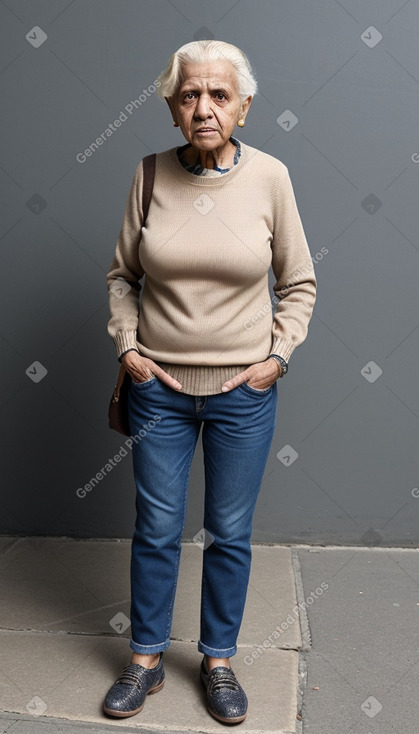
[
  {"xmin": 200, "ymin": 657, "xmax": 248, "ymax": 724},
  {"xmin": 103, "ymin": 655, "xmax": 164, "ymax": 718}
]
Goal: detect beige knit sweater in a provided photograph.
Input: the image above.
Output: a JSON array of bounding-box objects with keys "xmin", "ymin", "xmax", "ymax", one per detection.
[{"xmin": 107, "ymin": 141, "xmax": 317, "ymax": 395}]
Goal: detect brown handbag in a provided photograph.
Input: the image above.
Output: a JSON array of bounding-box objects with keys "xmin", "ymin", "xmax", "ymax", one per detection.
[
  {"xmin": 108, "ymin": 153, "xmax": 156, "ymax": 435},
  {"xmin": 108, "ymin": 364, "xmax": 132, "ymax": 436}
]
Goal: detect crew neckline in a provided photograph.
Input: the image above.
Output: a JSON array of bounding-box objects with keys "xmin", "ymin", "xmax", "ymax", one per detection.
[
  {"xmin": 177, "ymin": 135, "xmax": 241, "ymax": 175},
  {"xmin": 167, "ymin": 139, "xmax": 248, "ymax": 186}
]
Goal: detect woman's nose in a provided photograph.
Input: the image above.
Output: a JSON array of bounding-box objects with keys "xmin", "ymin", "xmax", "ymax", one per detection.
[{"xmin": 194, "ymin": 94, "xmax": 212, "ymax": 120}]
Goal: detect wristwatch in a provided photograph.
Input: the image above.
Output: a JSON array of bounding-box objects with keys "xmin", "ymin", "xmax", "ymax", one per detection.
[{"xmin": 267, "ymin": 354, "xmax": 288, "ymax": 377}]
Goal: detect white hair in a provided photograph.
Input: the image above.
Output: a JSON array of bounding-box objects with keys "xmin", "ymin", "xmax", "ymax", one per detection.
[{"xmin": 156, "ymin": 40, "xmax": 258, "ymax": 101}]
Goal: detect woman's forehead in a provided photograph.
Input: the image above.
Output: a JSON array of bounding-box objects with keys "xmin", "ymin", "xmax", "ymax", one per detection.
[{"xmin": 179, "ymin": 60, "xmax": 238, "ymax": 89}]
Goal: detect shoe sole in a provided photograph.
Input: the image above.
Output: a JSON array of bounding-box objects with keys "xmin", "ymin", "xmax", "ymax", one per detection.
[
  {"xmin": 103, "ymin": 679, "xmax": 164, "ymax": 718},
  {"xmin": 207, "ymin": 707, "xmax": 247, "ymax": 725}
]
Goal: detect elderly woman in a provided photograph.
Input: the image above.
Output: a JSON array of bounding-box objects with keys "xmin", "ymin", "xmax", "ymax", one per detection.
[{"xmin": 104, "ymin": 40, "xmax": 316, "ymax": 724}]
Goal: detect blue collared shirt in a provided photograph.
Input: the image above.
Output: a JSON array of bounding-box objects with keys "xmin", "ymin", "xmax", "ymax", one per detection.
[{"xmin": 176, "ymin": 136, "xmax": 241, "ymax": 176}]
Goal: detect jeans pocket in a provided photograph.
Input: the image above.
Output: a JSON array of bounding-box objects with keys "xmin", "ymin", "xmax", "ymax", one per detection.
[
  {"xmin": 131, "ymin": 375, "xmax": 157, "ymax": 387},
  {"xmin": 239, "ymin": 381, "xmax": 273, "ymax": 396}
]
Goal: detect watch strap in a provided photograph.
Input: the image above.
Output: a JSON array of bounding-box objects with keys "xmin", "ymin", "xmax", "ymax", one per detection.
[{"xmin": 267, "ymin": 354, "xmax": 288, "ymax": 377}]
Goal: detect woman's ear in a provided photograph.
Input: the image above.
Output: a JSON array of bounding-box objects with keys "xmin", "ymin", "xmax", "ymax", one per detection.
[{"xmin": 240, "ymin": 95, "xmax": 253, "ymax": 123}]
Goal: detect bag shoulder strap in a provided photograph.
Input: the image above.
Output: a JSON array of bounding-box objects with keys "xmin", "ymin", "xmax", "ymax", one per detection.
[{"xmin": 141, "ymin": 153, "xmax": 156, "ymax": 225}]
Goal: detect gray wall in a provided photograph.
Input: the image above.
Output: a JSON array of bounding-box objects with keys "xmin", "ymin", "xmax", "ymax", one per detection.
[{"xmin": 1, "ymin": 0, "xmax": 418, "ymax": 545}]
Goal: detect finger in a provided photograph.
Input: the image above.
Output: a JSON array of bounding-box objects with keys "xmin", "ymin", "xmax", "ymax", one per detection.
[
  {"xmin": 221, "ymin": 371, "xmax": 250, "ymax": 393},
  {"xmin": 152, "ymin": 366, "xmax": 182, "ymax": 390},
  {"xmin": 162, "ymin": 377, "xmax": 183, "ymax": 390},
  {"xmin": 129, "ymin": 358, "xmax": 182, "ymax": 390}
]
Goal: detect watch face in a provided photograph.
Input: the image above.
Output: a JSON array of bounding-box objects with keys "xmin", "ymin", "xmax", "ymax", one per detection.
[{"xmin": 278, "ymin": 358, "xmax": 287, "ymax": 375}]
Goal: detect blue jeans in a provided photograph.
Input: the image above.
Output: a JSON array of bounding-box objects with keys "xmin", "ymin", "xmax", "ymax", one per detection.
[{"xmin": 127, "ymin": 375, "xmax": 277, "ymax": 657}]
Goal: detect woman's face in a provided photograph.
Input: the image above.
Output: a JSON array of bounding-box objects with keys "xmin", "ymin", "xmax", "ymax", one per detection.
[{"xmin": 167, "ymin": 59, "xmax": 252, "ymax": 152}]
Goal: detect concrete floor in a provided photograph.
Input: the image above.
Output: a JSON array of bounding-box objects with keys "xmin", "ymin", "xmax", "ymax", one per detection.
[
  {"xmin": 297, "ymin": 545, "xmax": 419, "ymax": 734},
  {"xmin": 0, "ymin": 538, "xmax": 303, "ymax": 733},
  {"xmin": 3, "ymin": 538, "xmax": 418, "ymax": 734}
]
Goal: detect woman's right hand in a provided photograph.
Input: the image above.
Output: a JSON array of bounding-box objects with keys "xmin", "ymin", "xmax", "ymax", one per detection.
[{"xmin": 121, "ymin": 350, "xmax": 182, "ymax": 391}]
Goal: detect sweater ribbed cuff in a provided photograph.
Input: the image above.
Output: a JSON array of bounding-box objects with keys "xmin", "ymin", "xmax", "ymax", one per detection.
[
  {"xmin": 114, "ymin": 330, "xmax": 138, "ymax": 359},
  {"xmin": 270, "ymin": 338, "xmax": 296, "ymax": 363}
]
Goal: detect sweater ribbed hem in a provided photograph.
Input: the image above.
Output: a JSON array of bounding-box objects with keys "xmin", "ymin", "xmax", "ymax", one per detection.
[{"xmin": 156, "ymin": 363, "xmax": 251, "ymax": 396}]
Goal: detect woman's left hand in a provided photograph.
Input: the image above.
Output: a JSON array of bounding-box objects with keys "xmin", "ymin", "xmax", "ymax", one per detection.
[{"xmin": 221, "ymin": 358, "xmax": 281, "ymax": 392}]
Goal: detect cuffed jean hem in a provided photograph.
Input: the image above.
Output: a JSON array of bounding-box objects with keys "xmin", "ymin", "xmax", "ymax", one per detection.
[
  {"xmin": 198, "ymin": 641, "xmax": 237, "ymax": 657},
  {"xmin": 129, "ymin": 637, "xmax": 170, "ymax": 655}
]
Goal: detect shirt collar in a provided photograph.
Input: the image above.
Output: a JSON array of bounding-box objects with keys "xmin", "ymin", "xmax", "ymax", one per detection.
[{"xmin": 176, "ymin": 136, "xmax": 241, "ymax": 176}]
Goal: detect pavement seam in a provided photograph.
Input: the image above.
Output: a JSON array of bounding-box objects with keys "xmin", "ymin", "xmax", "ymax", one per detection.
[
  {"xmin": 0, "ymin": 711, "xmax": 190, "ymax": 733},
  {"xmin": 290, "ymin": 549, "xmax": 311, "ymax": 652},
  {"xmin": 290, "ymin": 543, "xmax": 419, "ymax": 551},
  {"xmin": 0, "ymin": 711, "xmax": 301, "ymax": 734},
  {"xmin": 296, "ymin": 652, "xmax": 308, "ymax": 734},
  {"xmin": 3, "ymin": 536, "xmax": 419, "ymax": 550},
  {"xmin": 0, "ymin": 627, "xmax": 130, "ymax": 639},
  {"xmin": 291, "ymin": 549, "xmax": 311, "ymax": 734},
  {"xmin": 0, "ymin": 628, "xmax": 302, "ymax": 656}
]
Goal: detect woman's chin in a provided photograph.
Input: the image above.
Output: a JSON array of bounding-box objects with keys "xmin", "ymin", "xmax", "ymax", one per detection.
[{"xmin": 191, "ymin": 134, "xmax": 225, "ymax": 149}]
